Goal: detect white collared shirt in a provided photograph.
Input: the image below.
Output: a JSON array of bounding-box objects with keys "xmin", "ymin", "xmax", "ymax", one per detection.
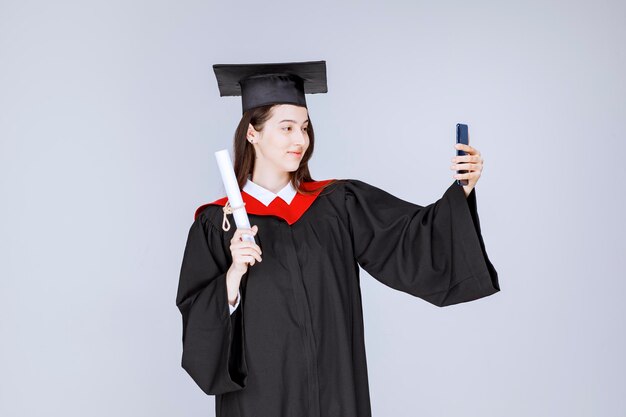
[
  {"xmin": 229, "ymin": 176, "xmax": 297, "ymax": 314},
  {"xmin": 242, "ymin": 175, "xmax": 297, "ymax": 206}
]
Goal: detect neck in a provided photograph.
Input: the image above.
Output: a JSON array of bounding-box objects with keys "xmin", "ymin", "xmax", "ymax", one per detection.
[{"xmin": 250, "ymin": 168, "xmax": 291, "ymax": 194}]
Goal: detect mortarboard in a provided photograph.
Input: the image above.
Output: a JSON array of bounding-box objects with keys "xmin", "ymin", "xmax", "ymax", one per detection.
[{"xmin": 212, "ymin": 60, "xmax": 328, "ymax": 114}]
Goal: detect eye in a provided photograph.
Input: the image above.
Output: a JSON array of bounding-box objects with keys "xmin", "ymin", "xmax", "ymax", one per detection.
[
  {"xmin": 282, "ymin": 126, "xmax": 291, "ymax": 131},
  {"xmin": 302, "ymin": 127, "xmax": 308, "ymax": 132}
]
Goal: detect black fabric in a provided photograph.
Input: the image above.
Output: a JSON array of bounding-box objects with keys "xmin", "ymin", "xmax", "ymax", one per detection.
[
  {"xmin": 175, "ymin": 179, "xmax": 500, "ymax": 417},
  {"xmin": 212, "ymin": 60, "xmax": 328, "ymax": 113},
  {"xmin": 239, "ymin": 73, "xmax": 306, "ymax": 113}
]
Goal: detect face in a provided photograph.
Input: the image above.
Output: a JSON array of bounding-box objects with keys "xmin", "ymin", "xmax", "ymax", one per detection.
[{"xmin": 247, "ymin": 104, "xmax": 310, "ymax": 174}]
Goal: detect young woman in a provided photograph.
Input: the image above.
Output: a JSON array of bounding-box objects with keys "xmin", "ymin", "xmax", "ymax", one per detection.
[{"xmin": 176, "ymin": 61, "xmax": 500, "ymax": 417}]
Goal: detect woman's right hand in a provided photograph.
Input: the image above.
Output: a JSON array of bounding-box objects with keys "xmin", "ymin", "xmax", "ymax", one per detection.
[{"xmin": 228, "ymin": 225, "xmax": 263, "ymax": 277}]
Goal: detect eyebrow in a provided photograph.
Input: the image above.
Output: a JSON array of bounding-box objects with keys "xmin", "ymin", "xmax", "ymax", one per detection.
[{"xmin": 279, "ymin": 119, "xmax": 309, "ymax": 124}]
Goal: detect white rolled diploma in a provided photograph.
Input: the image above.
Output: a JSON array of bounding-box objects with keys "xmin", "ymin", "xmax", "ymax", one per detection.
[{"xmin": 214, "ymin": 149, "xmax": 255, "ymax": 243}]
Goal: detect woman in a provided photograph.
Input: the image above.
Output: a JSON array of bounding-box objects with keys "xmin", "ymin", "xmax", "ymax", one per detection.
[{"xmin": 176, "ymin": 61, "xmax": 499, "ymax": 417}]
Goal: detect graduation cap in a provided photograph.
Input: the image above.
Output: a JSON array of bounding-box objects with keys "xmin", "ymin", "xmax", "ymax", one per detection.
[{"xmin": 213, "ymin": 60, "xmax": 328, "ymax": 113}]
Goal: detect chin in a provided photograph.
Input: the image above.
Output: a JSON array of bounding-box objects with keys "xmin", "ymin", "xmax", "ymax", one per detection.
[{"xmin": 282, "ymin": 160, "xmax": 301, "ymax": 171}]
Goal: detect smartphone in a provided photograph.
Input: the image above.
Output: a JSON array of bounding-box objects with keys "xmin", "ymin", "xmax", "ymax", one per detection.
[{"xmin": 456, "ymin": 123, "xmax": 469, "ymax": 186}]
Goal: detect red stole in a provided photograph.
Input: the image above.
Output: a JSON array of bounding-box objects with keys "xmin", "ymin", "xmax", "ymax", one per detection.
[{"xmin": 194, "ymin": 179, "xmax": 335, "ymax": 226}]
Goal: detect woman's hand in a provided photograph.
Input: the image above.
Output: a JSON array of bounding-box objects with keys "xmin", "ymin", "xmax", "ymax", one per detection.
[
  {"xmin": 226, "ymin": 225, "xmax": 263, "ymax": 305},
  {"xmin": 229, "ymin": 225, "xmax": 263, "ymax": 273},
  {"xmin": 451, "ymin": 143, "xmax": 484, "ymax": 198}
]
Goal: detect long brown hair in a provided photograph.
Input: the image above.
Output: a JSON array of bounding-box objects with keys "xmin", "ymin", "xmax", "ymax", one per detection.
[{"xmin": 232, "ymin": 104, "xmax": 340, "ymax": 196}]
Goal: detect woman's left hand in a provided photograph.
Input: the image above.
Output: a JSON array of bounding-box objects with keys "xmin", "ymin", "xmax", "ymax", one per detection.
[{"xmin": 450, "ymin": 143, "xmax": 483, "ymax": 198}]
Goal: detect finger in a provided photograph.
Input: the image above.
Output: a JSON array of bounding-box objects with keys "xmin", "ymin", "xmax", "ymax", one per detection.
[
  {"xmin": 451, "ymin": 154, "xmax": 480, "ymax": 163},
  {"xmin": 450, "ymin": 163, "xmax": 481, "ymax": 171},
  {"xmin": 231, "ymin": 240, "xmax": 263, "ymax": 255},
  {"xmin": 236, "ymin": 254, "xmax": 256, "ymax": 265},
  {"xmin": 231, "ymin": 226, "xmax": 257, "ymax": 242},
  {"xmin": 239, "ymin": 247, "xmax": 262, "ymax": 261},
  {"xmin": 237, "ymin": 226, "xmax": 257, "ymax": 236},
  {"xmin": 243, "ymin": 225, "xmax": 259, "ymax": 239},
  {"xmin": 455, "ymin": 143, "xmax": 478, "ymax": 155},
  {"xmin": 454, "ymin": 171, "xmax": 478, "ymax": 179},
  {"xmin": 244, "ymin": 255, "xmax": 256, "ymax": 266},
  {"xmin": 232, "ymin": 229, "xmax": 247, "ymax": 242}
]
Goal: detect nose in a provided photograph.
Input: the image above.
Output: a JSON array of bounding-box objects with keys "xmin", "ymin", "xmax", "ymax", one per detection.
[{"xmin": 294, "ymin": 128, "xmax": 306, "ymax": 145}]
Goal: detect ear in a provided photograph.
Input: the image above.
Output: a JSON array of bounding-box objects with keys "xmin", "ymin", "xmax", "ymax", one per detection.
[{"xmin": 246, "ymin": 123, "xmax": 259, "ymax": 142}]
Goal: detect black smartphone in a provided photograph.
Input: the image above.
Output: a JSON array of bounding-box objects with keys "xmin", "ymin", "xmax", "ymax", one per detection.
[{"xmin": 456, "ymin": 123, "xmax": 469, "ymax": 186}]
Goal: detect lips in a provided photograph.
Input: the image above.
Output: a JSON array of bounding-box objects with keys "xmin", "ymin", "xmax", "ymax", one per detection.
[{"xmin": 288, "ymin": 151, "xmax": 302, "ymax": 157}]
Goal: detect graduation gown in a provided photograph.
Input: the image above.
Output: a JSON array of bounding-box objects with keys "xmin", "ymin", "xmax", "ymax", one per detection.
[{"xmin": 175, "ymin": 178, "xmax": 499, "ymax": 417}]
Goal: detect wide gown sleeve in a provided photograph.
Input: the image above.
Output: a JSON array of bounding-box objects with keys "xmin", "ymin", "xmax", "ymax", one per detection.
[
  {"xmin": 175, "ymin": 212, "xmax": 248, "ymax": 395},
  {"xmin": 345, "ymin": 179, "xmax": 500, "ymax": 307}
]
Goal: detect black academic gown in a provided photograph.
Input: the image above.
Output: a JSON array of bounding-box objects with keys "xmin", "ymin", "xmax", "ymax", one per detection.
[{"xmin": 175, "ymin": 178, "xmax": 499, "ymax": 417}]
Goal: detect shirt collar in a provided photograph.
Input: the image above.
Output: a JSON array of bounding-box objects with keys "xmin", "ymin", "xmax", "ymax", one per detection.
[{"xmin": 242, "ymin": 175, "xmax": 297, "ymax": 206}]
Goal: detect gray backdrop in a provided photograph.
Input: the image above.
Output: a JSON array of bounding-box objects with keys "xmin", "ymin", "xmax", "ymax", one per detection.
[{"xmin": 1, "ymin": 0, "xmax": 624, "ymax": 416}]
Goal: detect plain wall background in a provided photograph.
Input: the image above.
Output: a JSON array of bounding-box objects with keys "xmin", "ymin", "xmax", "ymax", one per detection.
[{"xmin": 1, "ymin": 0, "xmax": 625, "ymax": 416}]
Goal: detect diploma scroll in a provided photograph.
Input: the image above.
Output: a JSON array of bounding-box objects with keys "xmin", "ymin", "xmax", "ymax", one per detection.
[{"xmin": 214, "ymin": 149, "xmax": 255, "ymax": 243}]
